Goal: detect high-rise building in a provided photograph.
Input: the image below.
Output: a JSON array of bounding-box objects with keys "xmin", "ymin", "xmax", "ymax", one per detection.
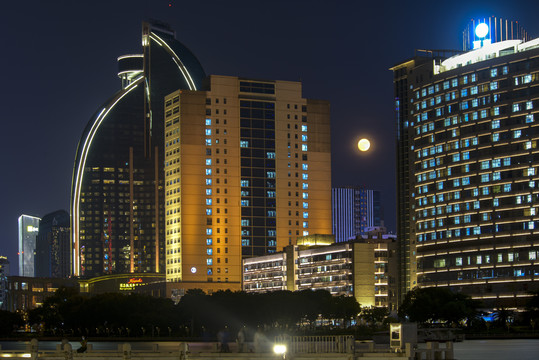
[
  {"xmin": 392, "ymin": 19, "xmax": 539, "ymax": 309},
  {"xmin": 71, "ymin": 21, "xmax": 206, "ymax": 277},
  {"xmin": 163, "ymin": 75, "xmax": 332, "ymax": 293},
  {"xmin": 332, "ymin": 187, "xmax": 382, "ymax": 242},
  {"xmin": 18, "ymin": 215, "xmax": 40, "ymax": 277},
  {"xmin": 0, "ymin": 256, "xmax": 9, "ymax": 310},
  {"xmin": 35, "ymin": 210, "xmax": 71, "ymax": 278}
]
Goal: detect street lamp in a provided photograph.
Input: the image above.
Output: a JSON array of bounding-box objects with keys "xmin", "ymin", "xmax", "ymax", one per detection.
[{"xmin": 273, "ymin": 344, "xmax": 287, "ymax": 359}]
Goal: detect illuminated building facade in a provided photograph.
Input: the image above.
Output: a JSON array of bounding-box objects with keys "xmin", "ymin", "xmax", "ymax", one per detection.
[
  {"xmin": 71, "ymin": 21, "xmax": 205, "ymax": 277},
  {"xmin": 6, "ymin": 276, "xmax": 78, "ymax": 311},
  {"xmin": 0, "ymin": 256, "xmax": 8, "ymax": 310},
  {"xmin": 18, "ymin": 215, "xmax": 40, "ymax": 277},
  {"xmin": 243, "ymin": 229, "xmax": 398, "ymax": 310},
  {"xmin": 163, "ymin": 75, "xmax": 332, "ymax": 293},
  {"xmin": 332, "ymin": 187, "xmax": 383, "ymax": 242},
  {"xmin": 35, "ymin": 210, "xmax": 71, "ymax": 278},
  {"xmin": 393, "ymin": 19, "xmax": 539, "ymax": 309}
]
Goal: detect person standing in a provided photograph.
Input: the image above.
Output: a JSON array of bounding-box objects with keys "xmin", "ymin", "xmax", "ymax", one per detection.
[{"xmin": 236, "ymin": 327, "xmax": 245, "ymax": 352}]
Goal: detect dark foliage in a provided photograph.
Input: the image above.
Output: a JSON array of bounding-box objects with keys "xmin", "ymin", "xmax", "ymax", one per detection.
[
  {"xmin": 398, "ymin": 287, "xmax": 480, "ymax": 325},
  {"xmin": 0, "ymin": 309, "xmax": 24, "ymax": 336},
  {"xmin": 26, "ymin": 287, "xmax": 360, "ymax": 337}
]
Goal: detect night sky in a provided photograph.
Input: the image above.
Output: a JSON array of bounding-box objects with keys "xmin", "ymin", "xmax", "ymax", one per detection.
[{"xmin": 2, "ymin": 0, "xmax": 538, "ymax": 274}]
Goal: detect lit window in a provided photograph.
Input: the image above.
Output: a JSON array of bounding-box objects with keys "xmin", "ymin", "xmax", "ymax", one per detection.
[
  {"xmin": 301, "ymin": 144, "xmax": 308, "ymax": 151},
  {"xmin": 206, "ymin": 208, "xmax": 212, "ymax": 215},
  {"xmin": 205, "ymin": 118, "xmax": 211, "ymax": 126},
  {"xmin": 302, "ymin": 135, "xmax": 308, "ymax": 142},
  {"xmin": 526, "ymin": 114, "xmax": 534, "ymax": 123},
  {"xmin": 206, "ymin": 158, "xmax": 212, "ymax": 166},
  {"xmin": 526, "ymin": 101, "xmax": 533, "ymax": 110},
  {"xmin": 303, "ymin": 212, "xmax": 309, "ymax": 219},
  {"xmin": 205, "ymin": 139, "xmax": 212, "ymax": 146},
  {"xmin": 206, "ymin": 199, "xmax": 212, "ymax": 205},
  {"xmin": 206, "ymin": 178, "xmax": 212, "ymax": 185},
  {"xmin": 240, "ymin": 140, "xmax": 249, "ymax": 148},
  {"xmin": 241, "ymin": 180, "xmax": 249, "ymax": 187},
  {"xmin": 206, "ymin": 238, "xmax": 212, "ymax": 245},
  {"xmin": 492, "ymin": 120, "xmax": 500, "ymax": 129},
  {"xmin": 206, "ymin": 228, "xmax": 212, "ymax": 235},
  {"xmin": 206, "ymin": 248, "xmax": 213, "ymax": 255},
  {"xmin": 303, "ymin": 202, "xmax": 308, "ymax": 209},
  {"xmin": 206, "ymin": 189, "xmax": 212, "ymax": 195},
  {"xmin": 491, "ymin": 68, "xmax": 497, "ymax": 77},
  {"xmin": 205, "ymin": 129, "xmax": 212, "ymax": 136},
  {"xmin": 302, "ymin": 125, "xmax": 307, "ymax": 132},
  {"xmin": 206, "ymin": 169, "xmax": 212, "ymax": 175},
  {"xmin": 513, "ymin": 103, "xmax": 521, "ymax": 112},
  {"xmin": 207, "ymin": 258, "xmax": 213, "ymax": 265}
]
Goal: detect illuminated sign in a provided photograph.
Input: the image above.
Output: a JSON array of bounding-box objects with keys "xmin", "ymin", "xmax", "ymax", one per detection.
[
  {"xmin": 473, "ymin": 23, "xmax": 491, "ymax": 49},
  {"xmin": 27, "ymin": 225, "xmax": 39, "ymax": 232},
  {"xmin": 119, "ymin": 278, "xmax": 146, "ymax": 291}
]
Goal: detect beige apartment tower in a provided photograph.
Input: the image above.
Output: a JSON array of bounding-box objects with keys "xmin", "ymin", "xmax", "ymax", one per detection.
[{"xmin": 164, "ymin": 75, "xmax": 331, "ymax": 294}]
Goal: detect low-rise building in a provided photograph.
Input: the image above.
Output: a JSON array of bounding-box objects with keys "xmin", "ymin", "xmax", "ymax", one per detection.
[{"xmin": 243, "ymin": 228, "xmax": 398, "ymax": 310}]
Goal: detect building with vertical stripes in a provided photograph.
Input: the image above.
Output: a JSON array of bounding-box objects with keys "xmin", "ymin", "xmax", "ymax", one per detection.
[{"xmin": 332, "ymin": 187, "xmax": 382, "ymax": 243}]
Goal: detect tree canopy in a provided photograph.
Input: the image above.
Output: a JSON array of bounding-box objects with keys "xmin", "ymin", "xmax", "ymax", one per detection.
[
  {"xmin": 398, "ymin": 287, "xmax": 479, "ymax": 325},
  {"xmin": 27, "ymin": 287, "xmax": 360, "ymax": 337}
]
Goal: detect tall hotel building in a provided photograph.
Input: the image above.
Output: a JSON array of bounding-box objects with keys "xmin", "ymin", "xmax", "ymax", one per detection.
[
  {"xmin": 71, "ymin": 21, "xmax": 205, "ymax": 277},
  {"xmin": 163, "ymin": 76, "xmax": 332, "ymax": 292},
  {"xmin": 332, "ymin": 187, "xmax": 382, "ymax": 242},
  {"xmin": 392, "ymin": 18, "xmax": 539, "ymax": 309},
  {"xmin": 18, "ymin": 215, "xmax": 40, "ymax": 277}
]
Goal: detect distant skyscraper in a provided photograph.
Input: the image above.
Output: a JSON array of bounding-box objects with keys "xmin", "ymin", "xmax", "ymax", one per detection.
[
  {"xmin": 163, "ymin": 75, "xmax": 332, "ymax": 293},
  {"xmin": 332, "ymin": 187, "xmax": 382, "ymax": 242},
  {"xmin": 35, "ymin": 210, "xmax": 70, "ymax": 278},
  {"xmin": 392, "ymin": 18, "xmax": 538, "ymax": 308},
  {"xmin": 71, "ymin": 21, "xmax": 206, "ymax": 277},
  {"xmin": 18, "ymin": 215, "xmax": 40, "ymax": 277},
  {"xmin": 0, "ymin": 256, "xmax": 9, "ymax": 310}
]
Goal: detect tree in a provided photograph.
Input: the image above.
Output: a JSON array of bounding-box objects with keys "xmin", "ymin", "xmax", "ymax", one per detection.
[
  {"xmin": 360, "ymin": 306, "xmax": 389, "ymax": 327},
  {"xmin": 0, "ymin": 310, "xmax": 23, "ymax": 336},
  {"xmin": 398, "ymin": 287, "xmax": 479, "ymax": 326}
]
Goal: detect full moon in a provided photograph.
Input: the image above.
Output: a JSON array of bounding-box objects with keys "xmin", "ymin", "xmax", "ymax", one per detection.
[{"xmin": 358, "ymin": 138, "xmax": 371, "ymax": 152}]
